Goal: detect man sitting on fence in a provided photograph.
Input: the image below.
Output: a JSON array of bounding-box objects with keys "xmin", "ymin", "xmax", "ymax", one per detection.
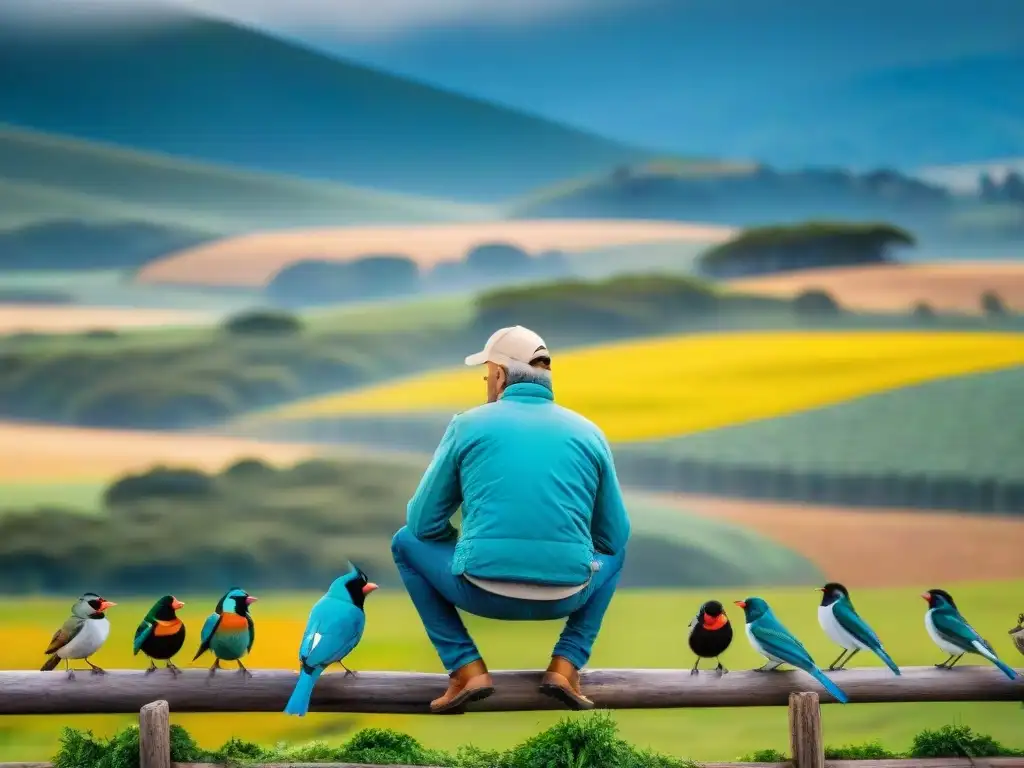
[{"xmin": 391, "ymin": 325, "xmax": 631, "ymax": 713}]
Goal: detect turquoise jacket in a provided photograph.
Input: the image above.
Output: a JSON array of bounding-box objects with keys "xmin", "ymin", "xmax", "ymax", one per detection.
[{"xmin": 406, "ymin": 382, "xmax": 631, "ymax": 586}]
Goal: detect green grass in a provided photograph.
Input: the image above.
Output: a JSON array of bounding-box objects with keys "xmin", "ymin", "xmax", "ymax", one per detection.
[
  {"xmin": 51, "ymin": 718, "xmax": 1024, "ymax": 768},
  {"xmin": 0, "ymin": 124, "xmax": 490, "ymax": 232},
  {"xmin": 4, "ymin": 581, "xmax": 1022, "ymax": 762},
  {"xmin": 0, "ymin": 481, "xmax": 105, "ymax": 513},
  {"xmin": 632, "ymin": 367, "xmax": 1024, "ymax": 482}
]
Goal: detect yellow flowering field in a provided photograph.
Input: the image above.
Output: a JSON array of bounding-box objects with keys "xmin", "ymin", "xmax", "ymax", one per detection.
[
  {"xmin": 3, "ymin": 583, "xmax": 1022, "ymax": 762},
  {"xmin": 252, "ymin": 331, "xmax": 1024, "ymax": 441}
]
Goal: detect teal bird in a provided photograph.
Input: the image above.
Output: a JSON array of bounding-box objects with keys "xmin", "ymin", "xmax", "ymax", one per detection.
[
  {"xmin": 192, "ymin": 587, "xmax": 257, "ymax": 678},
  {"xmin": 923, "ymin": 589, "xmax": 1017, "ymax": 680},
  {"xmin": 735, "ymin": 597, "xmax": 849, "ymax": 704},
  {"xmin": 817, "ymin": 583, "xmax": 900, "ymax": 675},
  {"xmin": 284, "ymin": 564, "xmax": 378, "ymax": 716}
]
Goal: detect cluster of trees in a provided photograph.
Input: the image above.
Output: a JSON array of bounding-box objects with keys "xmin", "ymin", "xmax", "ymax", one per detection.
[
  {"xmin": 613, "ymin": 453, "xmax": 1024, "ymax": 515},
  {"xmin": 0, "ymin": 219, "xmax": 212, "ymax": 271},
  {"xmin": 0, "ymin": 457, "xmax": 749, "ymax": 594},
  {"xmin": 979, "ymin": 170, "xmax": 1024, "ymax": 205},
  {"xmin": 0, "ymin": 311, "xmax": 469, "ymax": 428},
  {"xmin": 264, "ymin": 242, "xmax": 571, "ymax": 307},
  {"xmin": 697, "ymin": 221, "xmax": 916, "ymax": 279}
]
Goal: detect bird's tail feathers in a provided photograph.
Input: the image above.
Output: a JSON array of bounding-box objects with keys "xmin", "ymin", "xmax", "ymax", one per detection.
[
  {"xmin": 972, "ymin": 641, "xmax": 1018, "ymax": 680},
  {"xmin": 874, "ymin": 647, "xmax": 901, "ymax": 676},
  {"xmin": 40, "ymin": 655, "xmax": 60, "ymax": 672},
  {"xmin": 808, "ymin": 666, "xmax": 849, "ymax": 704},
  {"xmin": 283, "ymin": 666, "xmax": 323, "ymax": 717}
]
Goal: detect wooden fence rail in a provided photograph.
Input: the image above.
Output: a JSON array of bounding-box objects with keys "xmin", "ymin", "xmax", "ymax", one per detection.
[
  {"xmin": 1, "ymin": 666, "xmax": 1021, "ymax": 768},
  {"xmin": 0, "ymin": 665, "xmax": 1020, "ymax": 715}
]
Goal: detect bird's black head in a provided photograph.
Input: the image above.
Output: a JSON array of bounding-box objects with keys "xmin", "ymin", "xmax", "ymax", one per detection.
[
  {"xmin": 922, "ymin": 588, "xmax": 956, "ymax": 610},
  {"xmin": 698, "ymin": 599, "xmax": 729, "ymax": 630},
  {"xmin": 818, "ymin": 582, "xmax": 849, "ymax": 607},
  {"xmin": 701, "ymin": 600, "xmax": 724, "ymax": 618},
  {"xmin": 344, "ymin": 564, "xmax": 379, "ymax": 610},
  {"xmin": 153, "ymin": 595, "xmax": 185, "ymax": 621}
]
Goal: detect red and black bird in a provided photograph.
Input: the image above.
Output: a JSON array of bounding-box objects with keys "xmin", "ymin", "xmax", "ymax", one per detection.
[{"xmin": 688, "ymin": 600, "xmax": 733, "ymax": 675}]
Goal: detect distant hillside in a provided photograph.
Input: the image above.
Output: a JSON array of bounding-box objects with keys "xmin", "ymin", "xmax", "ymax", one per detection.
[
  {"xmin": 508, "ymin": 161, "xmax": 1024, "ymax": 243},
  {"xmin": 0, "ymin": 125, "xmax": 485, "ymax": 233},
  {"xmin": 0, "ymin": 1, "xmax": 653, "ymax": 201}
]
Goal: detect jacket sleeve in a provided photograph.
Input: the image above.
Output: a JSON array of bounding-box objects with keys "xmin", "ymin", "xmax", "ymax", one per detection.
[
  {"xmin": 406, "ymin": 417, "xmax": 462, "ymax": 542},
  {"xmin": 591, "ymin": 433, "xmax": 631, "ymax": 555}
]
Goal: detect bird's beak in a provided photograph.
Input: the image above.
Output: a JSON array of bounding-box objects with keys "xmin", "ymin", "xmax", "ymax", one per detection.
[
  {"xmin": 244, "ymin": 596, "xmax": 258, "ymax": 605},
  {"xmin": 362, "ymin": 582, "xmax": 379, "ymax": 595},
  {"xmin": 734, "ymin": 600, "xmax": 746, "ymax": 608},
  {"xmin": 920, "ymin": 592, "xmax": 930, "ymax": 601},
  {"xmin": 815, "ymin": 587, "xmax": 824, "ymax": 592},
  {"xmin": 99, "ymin": 600, "xmax": 116, "ymax": 611},
  {"xmin": 171, "ymin": 599, "xmax": 185, "ymax": 610}
]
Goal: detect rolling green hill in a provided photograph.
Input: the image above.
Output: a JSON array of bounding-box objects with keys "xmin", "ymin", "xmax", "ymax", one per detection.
[
  {"xmin": 0, "ymin": 124, "xmax": 489, "ymax": 232},
  {"xmin": 0, "ymin": 1, "xmax": 655, "ymax": 201}
]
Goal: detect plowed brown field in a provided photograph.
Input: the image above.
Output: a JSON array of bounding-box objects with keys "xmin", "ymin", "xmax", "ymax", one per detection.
[
  {"xmin": 0, "ymin": 306, "xmax": 215, "ymax": 333},
  {"xmin": 728, "ymin": 261, "xmax": 1024, "ymax": 314},
  {"xmin": 134, "ymin": 219, "xmax": 735, "ymax": 287},
  {"xmin": 660, "ymin": 492, "xmax": 1024, "ymax": 586},
  {"xmin": 0, "ymin": 422, "xmax": 319, "ymax": 481}
]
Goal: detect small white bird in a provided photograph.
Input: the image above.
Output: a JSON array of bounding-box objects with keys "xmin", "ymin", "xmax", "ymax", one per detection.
[{"xmin": 41, "ymin": 592, "xmax": 117, "ymax": 679}]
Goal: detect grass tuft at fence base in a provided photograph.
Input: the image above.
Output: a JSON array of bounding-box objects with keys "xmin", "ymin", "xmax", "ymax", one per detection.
[
  {"xmin": 49, "ymin": 715, "xmax": 1024, "ymax": 768},
  {"xmin": 52, "ymin": 713, "xmax": 691, "ymax": 768}
]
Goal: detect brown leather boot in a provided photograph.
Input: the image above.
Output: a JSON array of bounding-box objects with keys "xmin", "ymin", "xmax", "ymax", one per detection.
[
  {"xmin": 539, "ymin": 656, "xmax": 595, "ymax": 710},
  {"xmin": 430, "ymin": 659, "xmax": 495, "ymax": 714}
]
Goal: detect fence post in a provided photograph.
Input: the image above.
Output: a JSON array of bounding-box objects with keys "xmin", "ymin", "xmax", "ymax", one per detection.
[
  {"xmin": 139, "ymin": 700, "xmax": 171, "ymax": 768},
  {"xmin": 788, "ymin": 691, "xmax": 823, "ymax": 768}
]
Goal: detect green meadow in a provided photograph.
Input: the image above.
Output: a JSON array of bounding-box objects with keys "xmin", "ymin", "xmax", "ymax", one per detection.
[{"xmin": 3, "ymin": 581, "xmax": 1021, "ymax": 763}]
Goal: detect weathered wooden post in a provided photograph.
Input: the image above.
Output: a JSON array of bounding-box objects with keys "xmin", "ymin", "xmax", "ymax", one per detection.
[
  {"xmin": 139, "ymin": 700, "xmax": 171, "ymax": 768},
  {"xmin": 788, "ymin": 692, "xmax": 823, "ymax": 768}
]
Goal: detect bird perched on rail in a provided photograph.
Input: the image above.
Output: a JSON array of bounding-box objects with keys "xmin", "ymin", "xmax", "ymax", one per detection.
[
  {"xmin": 1010, "ymin": 613, "xmax": 1024, "ymax": 657},
  {"xmin": 41, "ymin": 593, "xmax": 117, "ymax": 679},
  {"xmin": 284, "ymin": 563, "xmax": 379, "ymax": 716},
  {"xmin": 688, "ymin": 599, "xmax": 733, "ymax": 675},
  {"xmin": 735, "ymin": 596, "xmax": 849, "ymax": 704},
  {"xmin": 134, "ymin": 595, "xmax": 187, "ymax": 676},
  {"xmin": 193, "ymin": 587, "xmax": 257, "ymax": 678},
  {"xmin": 922, "ymin": 589, "xmax": 1017, "ymax": 680},
  {"xmin": 816, "ymin": 582, "xmax": 900, "ymax": 676}
]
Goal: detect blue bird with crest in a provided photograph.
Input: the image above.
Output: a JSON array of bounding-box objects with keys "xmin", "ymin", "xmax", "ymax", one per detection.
[{"xmin": 284, "ymin": 563, "xmax": 379, "ymax": 716}]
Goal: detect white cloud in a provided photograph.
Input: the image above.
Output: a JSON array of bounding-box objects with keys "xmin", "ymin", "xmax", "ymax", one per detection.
[{"xmin": 6, "ymin": 0, "xmax": 636, "ymax": 40}]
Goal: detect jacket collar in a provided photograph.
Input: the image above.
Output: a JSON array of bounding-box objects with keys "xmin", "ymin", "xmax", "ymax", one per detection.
[{"xmin": 500, "ymin": 382, "xmax": 554, "ymax": 402}]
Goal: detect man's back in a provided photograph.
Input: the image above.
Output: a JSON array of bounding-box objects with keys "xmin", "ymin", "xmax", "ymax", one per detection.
[{"xmin": 406, "ymin": 381, "xmax": 630, "ymax": 588}]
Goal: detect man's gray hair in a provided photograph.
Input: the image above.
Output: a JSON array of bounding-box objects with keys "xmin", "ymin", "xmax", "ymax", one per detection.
[{"xmin": 504, "ymin": 360, "xmax": 553, "ymax": 390}]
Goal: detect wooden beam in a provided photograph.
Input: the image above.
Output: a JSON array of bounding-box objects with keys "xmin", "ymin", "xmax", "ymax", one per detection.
[
  {"xmin": 139, "ymin": 701, "xmax": 171, "ymax": 768},
  {"xmin": 788, "ymin": 692, "xmax": 823, "ymax": 768},
  {"xmin": 0, "ymin": 665, "xmax": 1019, "ymax": 715}
]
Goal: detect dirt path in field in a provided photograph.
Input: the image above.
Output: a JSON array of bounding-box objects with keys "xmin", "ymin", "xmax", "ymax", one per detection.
[{"xmin": 654, "ymin": 492, "xmax": 1024, "ymax": 586}]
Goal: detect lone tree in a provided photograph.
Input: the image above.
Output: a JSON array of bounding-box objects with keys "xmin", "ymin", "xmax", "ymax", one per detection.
[
  {"xmin": 697, "ymin": 221, "xmax": 915, "ymax": 279},
  {"xmin": 980, "ymin": 290, "xmax": 1008, "ymax": 317}
]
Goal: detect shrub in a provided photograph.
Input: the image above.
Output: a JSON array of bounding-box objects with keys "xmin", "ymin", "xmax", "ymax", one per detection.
[
  {"xmin": 104, "ymin": 466, "xmax": 215, "ymax": 507},
  {"xmin": 223, "ymin": 309, "xmax": 303, "ymax": 335},
  {"xmin": 794, "ymin": 288, "xmax": 841, "ymax": 315},
  {"xmin": 981, "ymin": 290, "xmax": 1008, "ymax": 317},
  {"xmin": 911, "ymin": 301, "xmax": 935, "ymax": 320}
]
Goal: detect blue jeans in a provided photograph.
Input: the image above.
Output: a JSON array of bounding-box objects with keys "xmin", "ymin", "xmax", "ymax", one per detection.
[{"xmin": 390, "ymin": 526, "xmax": 626, "ymax": 673}]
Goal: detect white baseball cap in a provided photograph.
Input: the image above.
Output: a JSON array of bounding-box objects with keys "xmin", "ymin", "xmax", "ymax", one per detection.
[{"xmin": 464, "ymin": 325, "xmax": 550, "ymax": 367}]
